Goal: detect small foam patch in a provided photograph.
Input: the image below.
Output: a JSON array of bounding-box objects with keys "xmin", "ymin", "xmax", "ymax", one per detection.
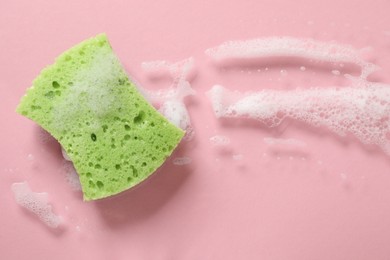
[
  {"xmin": 141, "ymin": 57, "xmax": 195, "ymax": 105},
  {"xmin": 172, "ymin": 157, "xmax": 192, "ymax": 166},
  {"xmin": 61, "ymin": 147, "xmax": 71, "ymax": 161},
  {"xmin": 141, "ymin": 58, "xmax": 196, "ymax": 140},
  {"xmin": 63, "ymin": 162, "xmax": 82, "ymax": 191},
  {"xmin": 16, "ymin": 34, "xmax": 184, "ymax": 200},
  {"xmin": 207, "ymin": 83, "xmax": 390, "ymax": 155},
  {"xmin": 209, "ymin": 135, "xmax": 230, "ymax": 146},
  {"xmin": 11, "ymin": 182, "xmax": 62, "ymax": 228},
  {"xmin": 141, "ymin": 57, "xmax": 195, "ymax": 80},
  {"xmin": 205, "ymin": 37, "xmax": 377, "ymax": 79}
]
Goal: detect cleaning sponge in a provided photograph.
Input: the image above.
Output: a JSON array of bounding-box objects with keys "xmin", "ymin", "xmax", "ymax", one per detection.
[{"xmin": 16, "ymin": 34, "xmax": 184, "ymax": 201}]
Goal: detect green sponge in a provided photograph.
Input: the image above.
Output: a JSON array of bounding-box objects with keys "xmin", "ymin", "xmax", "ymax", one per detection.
[{"xmin": 17, "ymin": 34, "xmax": 184, "ymax": 201}]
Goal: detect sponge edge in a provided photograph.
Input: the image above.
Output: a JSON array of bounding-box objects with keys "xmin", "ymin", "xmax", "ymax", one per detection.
[{"xmin": 16, "ymin": 34, "xmax": 185, "ymax": 201}]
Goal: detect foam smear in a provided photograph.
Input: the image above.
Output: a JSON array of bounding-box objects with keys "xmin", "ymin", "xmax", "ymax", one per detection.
[
  {"xmin": 141, "ymin": 57, "xmax": 195, "ymax": 104},
  {"xmin": 11, "ymin": 182, "xmax": 62, "ymax": 228},
  {"xmin": 61, "ymin": 147, "xmax": 71, "ymax": 161},
  {"xmin": 263, "ymin": 137, "xmax": 306, "ymax": 148},
  {"xmin": 173, "ymin": 157, "xmax": 192, "ymax": 165},
  {"xmin": 141, "ymin": 58, "xmax": 196, "ymax": 139},
  {"xmin": 207, "ymin": 83, "xmax": 390, "ymax": 154},
  {"xmin": 205, "ymin": 37, "xmax": 378, "ymax": 79},
  {"xmin": 210, "ymin": 135, "xmax": 231, "ymax": 146},
  {"xmin": 141, "ymin": 58, "xmax": 195, "ymax": 80},
  {"xmin": 63, "ymin": 162, "xmax": 82, "ymax": 191}
]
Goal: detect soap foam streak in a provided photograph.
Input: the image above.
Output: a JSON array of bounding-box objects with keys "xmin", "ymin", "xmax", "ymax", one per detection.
[
  {"xmin": 205, "ymin": 37, "xmax": 377, "ymax": 79},
  {"xmin": 207, "ymin": 83, "xmax": 390, "ymax": 154}
]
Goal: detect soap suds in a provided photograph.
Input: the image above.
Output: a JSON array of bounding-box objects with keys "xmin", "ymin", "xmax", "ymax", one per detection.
[
  {"xmin": 141, "ymin": 58, "xmax": 196, "ymax": 139},
  {"xmin": 11, "ymin": 182, "xmax": 62, "ymax": 228},
  {"xmin": 141, "ymin": 58, "xmax": 195, "ymax": 80},
  {"xmin": 207, "ymin": 82, "xmax": 390, "ymax": 154},
  {"xmin": 140, "ymin": 57, "xmax": 195, "ymax": 104},
  {"xmin": 205, "ymin": 37, "xmax": 377, "ymax": 79},
  {"xmin": 63, "ymin": 162, "xmax": 82, "ymax": 191},
  {"xmin": 53, "ymin": 51, "xmax": 123, "ymax": 131}
]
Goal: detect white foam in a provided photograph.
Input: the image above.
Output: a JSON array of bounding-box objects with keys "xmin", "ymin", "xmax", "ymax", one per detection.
[
  {"xmin": 63, "ymin": 162, "xmax": 82, "ymax": 191},
  {"xmin": 159, "ymin": 100, "xmax": 192, "ymax": 132},
  {"xmin": 210, "ymin": 135, "xmax": 230, "ymax": 146},
  {"xmin": 61, "ymin": 147, "xmax": 71, "ymax": 161},
  {"xmin": 173, "ymin": 157, "xmax": 192, "ymax": 165},
  {"xmin": 53, "ymin": 51, "xmax": 123, "ymax": 131},
  {"xmin": 141, "ymin": 58, "xmax": 196, "ymax": 139},
  {"xmin": 141, "ymin": 60, "xmax": 172, "ymax": 78},
  {"xmin": 11, "ymin": 182, "xmax": 62, "ymax": 228},
  {"xmin": 205, "ymin": 37, "xmax": 378, "ymax": 79},
  {"xmin": 207, "ymin": 83, "xmax": 390, "ymax": 154},
  {"xmin": 141, "ymin": 58, "xmax": 196, "ymax": 104}
]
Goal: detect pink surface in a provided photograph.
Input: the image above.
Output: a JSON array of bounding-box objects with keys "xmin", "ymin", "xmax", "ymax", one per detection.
[{"xmin": 2, "ymin": 0, "xmax": 390, "ymax": 259}]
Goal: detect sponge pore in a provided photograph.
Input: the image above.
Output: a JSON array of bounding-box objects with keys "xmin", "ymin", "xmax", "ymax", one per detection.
[{"xmin": 16, "ymin": 34, "xmax": 184, "ymax": 200}]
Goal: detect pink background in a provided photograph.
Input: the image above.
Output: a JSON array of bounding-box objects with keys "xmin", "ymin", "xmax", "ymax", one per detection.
[{"xmin": 2, "ymin": 0, "xmax": 390, "ymax": 259}]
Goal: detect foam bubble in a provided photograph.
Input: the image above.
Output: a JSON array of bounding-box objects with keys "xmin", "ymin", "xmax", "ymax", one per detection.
[
  {"xmin": 205, "ymin": 37, "xmax": 377, "ymax": 79},
  {"xmin": 173, "ymin": 157, "xmax": 192, "ymax": 165},
  {"xmin": 11, "ymin": 182, "xmax": 62, "ymax": 228},
  {"xmin": 207, "ymin": 83, "xmax": 390, "ymax": 155}
]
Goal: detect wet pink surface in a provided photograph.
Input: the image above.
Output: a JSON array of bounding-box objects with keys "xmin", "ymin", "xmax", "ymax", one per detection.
[{"xmin": 2, "ymin": 0, "xmax": 390, "ymax": 259}]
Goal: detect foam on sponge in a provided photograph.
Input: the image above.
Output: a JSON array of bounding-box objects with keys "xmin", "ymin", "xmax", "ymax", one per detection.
[{"xmin": 16, "ymin": 34, "xmax": 184, "ymax": 200}]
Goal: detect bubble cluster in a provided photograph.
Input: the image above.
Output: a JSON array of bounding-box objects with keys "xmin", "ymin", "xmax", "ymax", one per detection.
[
  {"xmin": 11, "ymin": 182, "xmax": 62, "ymax": 228},
  {"xmin": 208, "ymin": 82, "xmax": 390, "ymax": 154}
]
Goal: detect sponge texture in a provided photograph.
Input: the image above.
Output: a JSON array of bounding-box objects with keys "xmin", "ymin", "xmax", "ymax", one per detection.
[{"xmin": 16, "ymin": 34, "xmax": 184, "ymax": 200}]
